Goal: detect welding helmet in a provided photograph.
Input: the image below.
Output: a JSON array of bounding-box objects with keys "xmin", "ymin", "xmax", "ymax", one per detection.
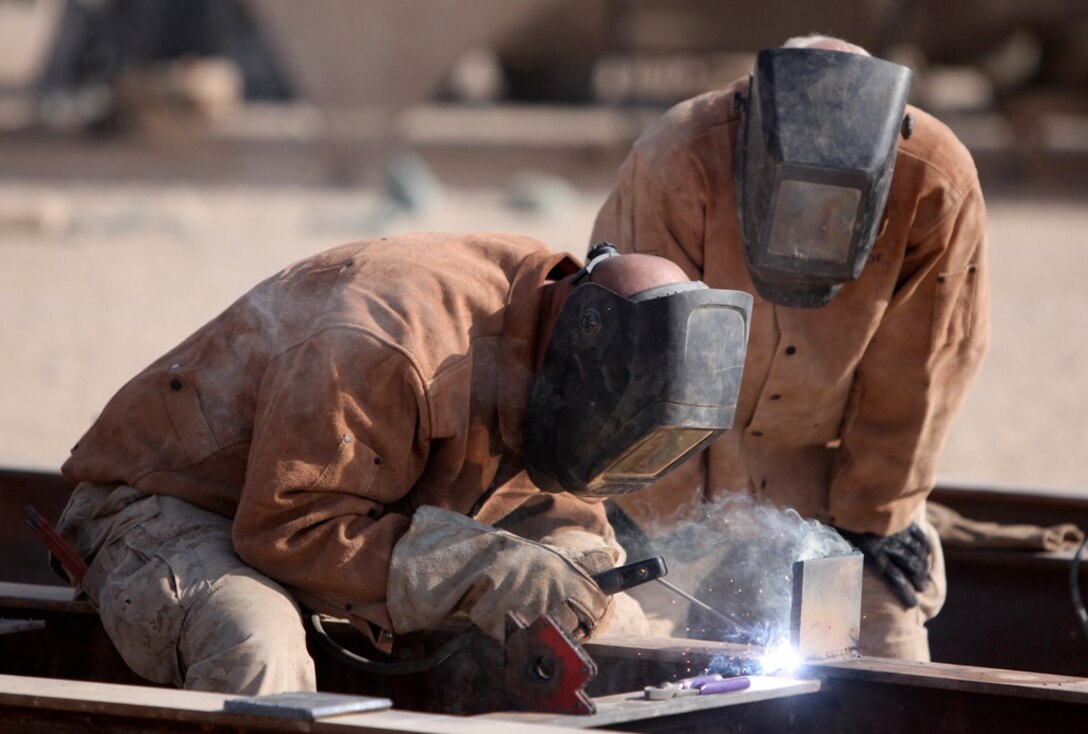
[
  {"xmin": 523, "ymin": 244, "xmax": 753, "ymax": 497},
  {"xmin": 733, "ymin": 47, "xmax": 913, "ymax": 308}
]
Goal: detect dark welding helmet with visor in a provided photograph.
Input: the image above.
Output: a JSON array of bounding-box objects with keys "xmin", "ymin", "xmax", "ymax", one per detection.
[
  {"xmin": 523, "ymin": 246, "xmax": 753, "ymax": 497},
  {"xmin": 734, "ymin": 47, "xmax": 913, "ymax": 307}
]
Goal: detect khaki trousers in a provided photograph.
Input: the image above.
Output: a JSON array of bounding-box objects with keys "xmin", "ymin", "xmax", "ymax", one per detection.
[
  {"xmin": 56, "ymin": 482, "xmax": 316, "ymax": 694},
  {"xmin": 856, "ymin": 505, "xmax": 946, "ymax": 660}
]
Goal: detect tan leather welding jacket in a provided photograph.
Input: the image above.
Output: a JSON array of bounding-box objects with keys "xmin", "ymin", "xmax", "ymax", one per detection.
[
  {"xmin": 592, "ymin": 79, "xmax": 990, "ymax": 537},
  {"xmin": 62, "ymin": 232, "xmax": 611, "ymax": 635}
]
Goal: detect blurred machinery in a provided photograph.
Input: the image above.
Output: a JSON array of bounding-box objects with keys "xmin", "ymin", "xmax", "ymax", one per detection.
[
  {"xmin": 0, "ymin": 0, "xmax": 1083, "ymax": 196},
  {"xmin": 4, "ymin": 0, "xmax": 1086, "ymax": 127}
]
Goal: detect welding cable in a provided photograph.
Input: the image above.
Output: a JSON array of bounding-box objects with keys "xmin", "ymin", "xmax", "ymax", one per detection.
[
  {"xmin": 308, "ymin": 613, "xmax": 479, "ymax": 675},
  {"xmin": 1071, "ymin": 534, "xmax": 1088, "ymax": 641}
]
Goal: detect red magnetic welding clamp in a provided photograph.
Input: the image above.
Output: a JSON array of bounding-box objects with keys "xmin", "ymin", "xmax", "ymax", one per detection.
[
  {"xmin": 503, "ymin": 610, "xmax": 598, "ymax": 715},
  {"xmin": 501, "ymin": 557, "xmax": 669, "ymax": 714}
]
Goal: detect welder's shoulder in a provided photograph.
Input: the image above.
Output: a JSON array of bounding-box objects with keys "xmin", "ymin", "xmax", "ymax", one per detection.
[
  {"xmin": 633, "ymin": 86, "xmax": 742, "ymax": 168},
  {"xmin": 897, "ymin": 105, "xmax": 980, "ymax": 196}
]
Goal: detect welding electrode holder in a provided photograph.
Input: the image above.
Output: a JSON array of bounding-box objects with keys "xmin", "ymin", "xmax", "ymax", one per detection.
[{"xmin": 591, "ymin": 556, "xmax": 668, "ymax": 594}]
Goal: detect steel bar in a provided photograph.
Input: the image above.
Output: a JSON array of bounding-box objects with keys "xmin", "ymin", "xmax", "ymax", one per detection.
[{"xmin": 653, "ymin": 578, "xmax": 759, "ymax": 640}]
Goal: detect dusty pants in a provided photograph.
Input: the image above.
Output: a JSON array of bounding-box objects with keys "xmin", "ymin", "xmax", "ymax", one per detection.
[
  {"xmin": 856, "ymin": 505, "xmax": 946, "ymax": 660},
  {"xmin": 56, "ymin": 482, "xmax": 316, "ymax": 694}
]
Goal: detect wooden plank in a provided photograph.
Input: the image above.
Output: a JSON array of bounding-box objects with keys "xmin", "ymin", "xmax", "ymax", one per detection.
[
  {"xmin": 816, "ymin": 658, "xmax": 1088, "ymax": 704},
  {"xmin": 0, "ymin": 673, "xmax": 621, "ymax": 733},
  {"xmin": 0, "ymin": 581, "xmax": 91, "ymax": 613}
]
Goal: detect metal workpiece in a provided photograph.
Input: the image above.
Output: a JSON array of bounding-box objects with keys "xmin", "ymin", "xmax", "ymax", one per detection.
[
  {"xmin": 815, "ymin": 657, "xmax": 1088, "ymax": 703},
  {"xmin": 790, "ymin": 553, "xmax": 863, "ymax": 661},
  {"xmin": 641, "ymin": 552, "xmax": 864, "ymax": 668},
  {"xmin": 796, "ymin": 657, "xmax": 1088, "ymax": 733}
]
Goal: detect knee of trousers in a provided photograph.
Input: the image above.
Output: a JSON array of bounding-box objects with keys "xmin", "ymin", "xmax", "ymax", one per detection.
[
  {"xmin": 179, "ymin": 571, "xmax": 316, "ymax": 694},
  {"xmin": 857, "ymin": 544, "xmax": 948, "ymax": 659}
]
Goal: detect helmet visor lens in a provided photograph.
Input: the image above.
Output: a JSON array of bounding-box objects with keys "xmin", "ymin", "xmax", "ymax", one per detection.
[
  {"xmin": 767, "ymin": 179, "xmax": 861, "ymax": 264},
  {"xmin": 588, "ymin": 426, "xmax": 714, "ymax": 490}
]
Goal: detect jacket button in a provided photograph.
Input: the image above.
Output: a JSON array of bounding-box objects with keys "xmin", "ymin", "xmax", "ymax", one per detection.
[{"xmin": 169, "ymin": 378, "xmax": 182, "ymax": 391}]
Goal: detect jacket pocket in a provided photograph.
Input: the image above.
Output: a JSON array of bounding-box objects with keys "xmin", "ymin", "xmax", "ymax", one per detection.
[
  {"xmin": 312, "ymin": 431, "xmax": 382, "ymax": 505},
  {"xmin": 161, "ymin": 369, "xmax": 219, "ymax": 464},
  {"xmin": 932, "ymin": 264, "xmax": 979, "ymax": 348}
]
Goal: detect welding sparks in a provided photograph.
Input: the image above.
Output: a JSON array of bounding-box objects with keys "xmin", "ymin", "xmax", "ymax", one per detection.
[{"xmin": 758, "ymin": 641, "xmax": 802, "ymax": 674}]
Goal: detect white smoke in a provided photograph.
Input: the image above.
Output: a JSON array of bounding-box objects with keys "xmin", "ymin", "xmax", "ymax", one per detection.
[{"xmin": 638, "ymin": 491, "xmax": 853, "ymax": 649}]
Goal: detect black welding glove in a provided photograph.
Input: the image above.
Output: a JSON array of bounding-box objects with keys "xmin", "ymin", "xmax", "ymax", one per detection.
[{"xmin": 834, "ymin": 523, "xmax": 931, "ymax": 609}]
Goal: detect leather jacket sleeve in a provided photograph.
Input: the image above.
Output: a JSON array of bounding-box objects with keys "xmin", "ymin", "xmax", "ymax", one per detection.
[
  {"xmin": 231, "ymin": 327, "xmax": 423, "ymax": 616},
  {"xmin": 830, "ymin": 180, "xmax": 990, "ymax": 533}
]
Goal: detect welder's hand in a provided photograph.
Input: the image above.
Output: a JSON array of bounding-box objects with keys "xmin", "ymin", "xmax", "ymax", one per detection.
[
  {"xmin": 387, "ymin": 506, "xmax": 614, "ymax": 641},
  {"xmin": 834, "ymin": 523, "xmax": 931, "ymax": 608}
]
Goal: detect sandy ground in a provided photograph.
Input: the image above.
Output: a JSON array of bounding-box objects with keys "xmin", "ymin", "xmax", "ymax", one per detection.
[{"xmin": 1, "ymin": 179, "xmax": 1086, "ymax": 495}]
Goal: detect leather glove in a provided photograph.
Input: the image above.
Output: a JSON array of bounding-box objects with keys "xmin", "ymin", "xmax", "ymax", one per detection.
[
  {"xmin": 834, "ymin": 523, "xmax": 931, "ymax": 609},
  {"xmin": 387, "ymin": 506, "xmax": 615, "ymax": 641}
]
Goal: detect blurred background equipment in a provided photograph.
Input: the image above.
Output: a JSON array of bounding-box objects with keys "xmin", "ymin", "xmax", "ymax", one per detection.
[{"xmin": 0, "ymin": 0, "xmax": 1086, "ymax": 499}]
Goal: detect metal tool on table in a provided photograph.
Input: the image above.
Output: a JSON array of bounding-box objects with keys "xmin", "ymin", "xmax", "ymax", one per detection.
[{"xmin": 643, "ymin": 673, "xmax": 752, "ymax": 700}]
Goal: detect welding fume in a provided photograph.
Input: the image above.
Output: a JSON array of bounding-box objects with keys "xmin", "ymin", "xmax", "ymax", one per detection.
[{"xmin": 607, "ymin": 492, "xmax": 856, "ymax": 661}]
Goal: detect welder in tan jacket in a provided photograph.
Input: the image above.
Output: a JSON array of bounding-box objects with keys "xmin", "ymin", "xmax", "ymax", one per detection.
[
  {"xmin": 592, "ymin": 35, "xmax": 990, "ymax": 660},
  {"xmin": 55, "ymin": 232, "xmax": 753, "ymax": 694}
]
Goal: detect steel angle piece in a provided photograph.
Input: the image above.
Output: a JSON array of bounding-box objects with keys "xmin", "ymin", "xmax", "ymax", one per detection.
[{"xmin": 790, "ymin": 553, "xmax": 863, "ymax": 661}]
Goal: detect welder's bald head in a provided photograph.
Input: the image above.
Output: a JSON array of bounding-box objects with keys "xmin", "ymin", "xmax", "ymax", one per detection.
[
  {"xmin": 782, "ymin": 33, "xmax": 870, "ymax": 56},
  {"xmin": 588, "ymin": 253, "xmax": 691, "ymax": 298},
  {"xmin": 537, "ymin": 249, "xmax": 694, "ymax": 369}
]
